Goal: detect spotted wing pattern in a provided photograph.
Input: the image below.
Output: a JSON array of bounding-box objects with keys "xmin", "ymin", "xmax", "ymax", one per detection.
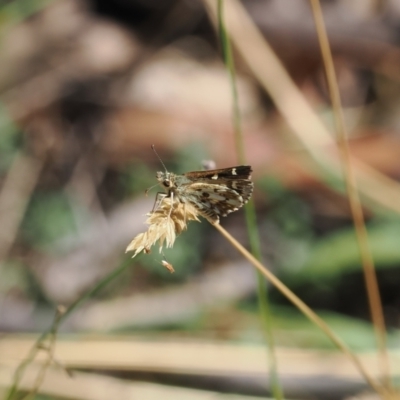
[{"xmin": 177, "ymin": 166, "xmax": 253, "ymax": 223}]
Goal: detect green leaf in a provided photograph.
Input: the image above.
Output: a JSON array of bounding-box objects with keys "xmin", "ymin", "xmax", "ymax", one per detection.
[{"xmin": 298, "ymin": 220, "xmax": 400, "ymax": 281}]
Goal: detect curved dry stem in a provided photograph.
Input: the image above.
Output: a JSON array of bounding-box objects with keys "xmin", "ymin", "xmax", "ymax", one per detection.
[
  {"xmin": 5, "ymin": 255, "xmax": 134, "ymax": 400},
  {"xmin": 309, "ymin": 0, "xmax": 390, "ymax": 388},
  {"xmin": 20, "ymin": 310, "xmax": 62, "ymax": 400},
  {"xmin": 7, "ymin": 306, "xmax": 65, "ymax": 400},
  {"xmin": 202, "ymin": 0, "xmax": 400, "ymax": 215},
  {"xmin": 213, "ymin": 222, "xmax": 386, "ymax": 396}
]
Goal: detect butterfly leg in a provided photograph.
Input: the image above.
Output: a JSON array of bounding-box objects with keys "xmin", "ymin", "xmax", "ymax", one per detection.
[
  {"xmin": 151, "ymin": 192, "xmax": 167, "ymax": 213},
  {"xmin": 167, "ymin": 191, "xmax": 174, "ymax": 218}
]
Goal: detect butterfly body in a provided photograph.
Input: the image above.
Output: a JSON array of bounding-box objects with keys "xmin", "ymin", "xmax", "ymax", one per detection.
[{"xmin": 156, "ymin": 166, "xmax": 253, "ymax": 223}]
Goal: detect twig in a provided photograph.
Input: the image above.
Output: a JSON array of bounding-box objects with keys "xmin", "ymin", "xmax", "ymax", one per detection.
[
  {"xmin": 309, "ymin": 0, "xmax": 391, "ymax": 389},
  {"xmin": 5, "ymin": 306, "xmax": 66, "ymax": 400},
  {"xmin": 20, "ymin": 306, "xmax": 65, "ymax": 400},
  {"xmin": 5, "ymin": 258, "xmax": 133, "ymax": 399},
  {"xmin": 213, "ymin": 222, "xmax": 386, "ymax": 396}
]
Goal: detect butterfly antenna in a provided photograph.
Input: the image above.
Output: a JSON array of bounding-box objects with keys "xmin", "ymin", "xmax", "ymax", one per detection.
[
  {"xmin": 144, "ymin": 182, "xmax": 159, "ymax": 196},
  {"xmin": 151, "ymin": 144, "xmax": 168, "ymax": 172}
]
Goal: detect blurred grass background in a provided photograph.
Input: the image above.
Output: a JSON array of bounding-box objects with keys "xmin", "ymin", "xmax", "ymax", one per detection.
[{"xmin": 1, "ymin": 0, "xmax": 400, "ymax": 399}]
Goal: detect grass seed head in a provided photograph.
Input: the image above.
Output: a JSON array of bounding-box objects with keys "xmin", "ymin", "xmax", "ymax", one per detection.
[{"xmin": 126, "ymin": 197, "xmax": 200, "ymax": 258}]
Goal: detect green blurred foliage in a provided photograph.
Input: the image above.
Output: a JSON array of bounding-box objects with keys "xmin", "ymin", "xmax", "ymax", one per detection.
[
  {"xmin": 171, "ymin": 142, "xmax": 209, "ymax": 172},
  {"xmin": 21, "ymin": 192, "xmax": 79, "ymax": 252},
  {"xmin": 257, "ymin": 176, "xmax": 314, "ymax": 271},
  {"xmin": 269, "ymin": 307, "xmax": 381, "ymax": 350},
  {"xmin": 139, "ymin": 219, "xmax": 205, "ymax": 281},
  {"xmin": 0, "ymin": 0, "xmax": 53, "ymax": 26},
  {"xmin": 236, "ymin": 301, "xmax": 400, "ymax": 351},
  {"xmin": 0, "ymin": 260, "xmax": 29, "ymax": 293},
  {"xmin": 0, "ymin": 104, "xmax": 21, "ymax": 171},
  {"xmin": 258, "ymin": 175, "xmax": 400, "ymax": 284},
  {"xmin": 289, "ymin": 220, "xmax": 400, "ymax": 286},
  {"xmin": 119, "ymin": 163, "xmax": 155, "ymax": 197},
  {"xmin": 257, "ymin": 176, "xmax": 313, "ymax": 237}
]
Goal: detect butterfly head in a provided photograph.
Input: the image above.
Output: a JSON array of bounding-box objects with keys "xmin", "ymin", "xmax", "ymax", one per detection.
[{"xmin": 156, "ymin": 171, "xmax": 174, "ymax": 190}]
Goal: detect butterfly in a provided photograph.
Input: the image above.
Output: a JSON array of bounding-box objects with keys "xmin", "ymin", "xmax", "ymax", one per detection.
[{"xmin": 155, "ymin": 165, "xmax": 253, "ymax": 224}]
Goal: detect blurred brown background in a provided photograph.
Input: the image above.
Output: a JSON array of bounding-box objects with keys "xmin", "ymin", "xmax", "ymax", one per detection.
[{"xmin": 1, "ymin": 0, "xmax": 400, "ymax": 399}]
